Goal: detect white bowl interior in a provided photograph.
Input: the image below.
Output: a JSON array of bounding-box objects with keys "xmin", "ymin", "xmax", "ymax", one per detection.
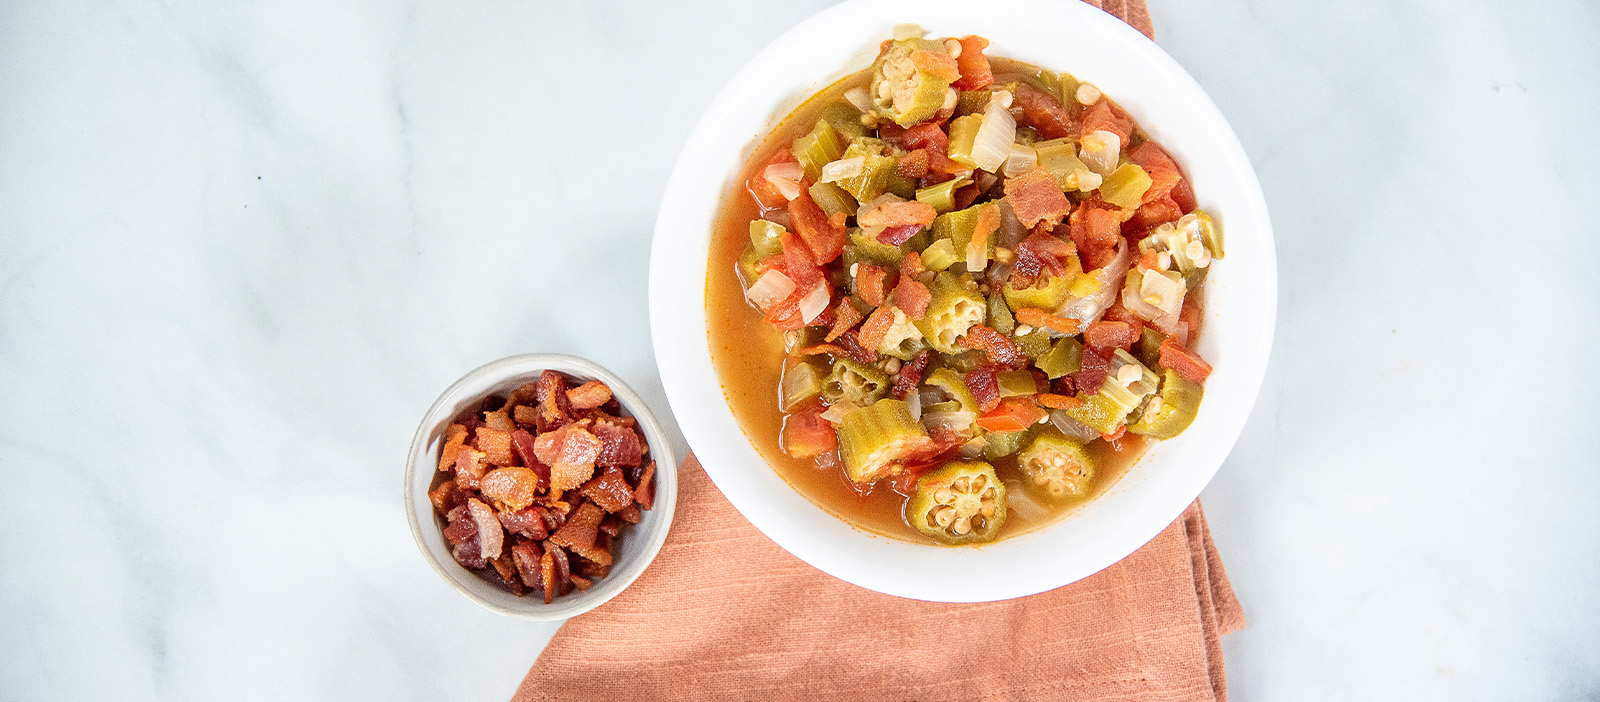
[
  {"xmin": 650, "ymin": 0, "xmax": 1274, "ymax": 602},
  {"xmin": 404, "ymin": 354, "xmax": 678, "ymax": 619}
]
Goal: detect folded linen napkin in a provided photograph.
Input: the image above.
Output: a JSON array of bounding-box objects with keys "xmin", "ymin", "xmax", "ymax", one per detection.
[{"xmin": 514, "ymin": 4, "xmax": 1249, "ymax": 699}]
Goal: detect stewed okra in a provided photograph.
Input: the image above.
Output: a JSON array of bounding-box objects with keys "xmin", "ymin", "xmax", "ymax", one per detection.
[{"xmin": 712, "ymin": 26, "xmax": 1222, "ymax": 545}]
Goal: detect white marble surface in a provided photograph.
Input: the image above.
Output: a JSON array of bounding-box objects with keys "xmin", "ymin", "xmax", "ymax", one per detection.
[{"xmin": 1, "ymin": 0, "xmax": 1596, "ymax": 699}]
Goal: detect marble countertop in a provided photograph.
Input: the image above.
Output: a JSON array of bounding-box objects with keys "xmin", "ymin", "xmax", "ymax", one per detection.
[{"xmin": 3, "ymin": 0, "xmax": 1596, "ymax": 699}]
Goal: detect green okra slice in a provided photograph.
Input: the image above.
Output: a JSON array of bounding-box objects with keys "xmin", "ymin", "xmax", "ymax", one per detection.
[
  {"xmin": 1003, "ymin": 274, "xmax": 1077, "ymax": 314},
  {"xmin": 869, "ymin": 37, "xmax": 956, "ymax": 128},
  {"xmin": 821, "ymin": 358, "xmax": 890, "ymax": 409},
  {"xmin": 809, "ymin": 181, "xmax": 858, "ymax": 218},
  {"xmin": 835, "ymin": 139, "xmax": 898, "ymax": 203},
  {"xmin": 1038, "ymin": 336, "xmax": 1083, "ymax": 380},
  {"xmin": 1035, "ymin": 138, "xmax": 1089, "ymax": 191},
  {"xmin": 849, "ymin": 226, "xmax": 927, "ymax": 267},
  {"xmin": 987, "ymin": 292, "xmax": 1015, "ymax": 335},
  {"xmin": 911, "ymin": 271, "xmax": 985, "ymax": 354},
  {"xmin": 997, "ymin": 369, "xmax": 1038, "ymax": 397},
  {"xmin": 1016, "ymin": 428, "xmax": 1095, "ymax": 500},
  {"xmin": 946, "ymin": 114, "xmax": 983, "ymax": 169},
  {"xmin": 906, "ymin": 461, "xmax": 1006, "ymax": 543},
  {"xmin": 1063, "ymin": 350, "xmax": 1157, "ymax": 434},
  {"xmin": 924, "ymin": 367, "xmax": 979, "ymax": 416},
  {"xmin": 737, "ymin": 248, "xmax": 764, "ymax": 287},
  {"xmin": 749, "ymin": 220, "xmax": 786, "ymax": 257},
  {"xmin": 818, "ymin": 99, "xmax": 868, "ymax": 139},
  {"xmin": 915, "ymin": 177, "xmax": 971, "ymax": 215},
  {"xmin": 1013, "ymin": 329, "xmax": 1053, "ymax": 360},
  {"xmin": 920, "ymin": 238, "xmax": 960, "ymax": 272},
  {"xmin": 1127, "ymin": 369, "xmax": 1204, "ymax": 440},
  {"xmin": 983, "ymin": 425, "xmax": 1035, "ymax": 461},
  {"xmin": 1134, "ymin": 327, "xmax": 1164, "ymax": 369},
  {"xmin": 837, "ymin": 398, "xmax": 930, "ymax": 484},
  {"xmin": 793, "ymin": 120, "xmax": 845, "ymax": 183}
]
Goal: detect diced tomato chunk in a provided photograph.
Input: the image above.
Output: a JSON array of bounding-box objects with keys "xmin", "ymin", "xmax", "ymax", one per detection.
[
  {"xmin": 975, "ymin": 397, "xmax": 1048, "ymax": 433},
  {"xmin": 781, "ymin": 400, "xmax": 837, "ymax": 459},
  {"xmin": 780, "ymin": 232, "xmax": 822, "ymax": 288},
  {"xmin": 1126, "ymin": 195, "xmax": 1183, "ymax": 234},
  {"xmin": 964, "ymin": 367, "xmax": 1002, "ymax": 414},
  {"xmin": 1069, "ymin": 204, "xmax": 1121, "ymax": 270},
  {"xmin": 747, "ymin": 148, "xmax": 798, "ymax": 211},
  {"xmin": 1158, "ymin": 336, "xmax": 1214, "ymax": 383},
  {"xmin": 1080, "ymin": 99, "xmax": 1134, "ymax": 145},
  {"xmin": 787, "ymin": 187, "xmax": 847, "ymax": 264},
  {"xmin": 951, "ymin": 36, "xmax": 993, "ymax": 91},
  {"xmin": 1005, "ymin": 168, "xmax": 1073, "ymax": 229}
]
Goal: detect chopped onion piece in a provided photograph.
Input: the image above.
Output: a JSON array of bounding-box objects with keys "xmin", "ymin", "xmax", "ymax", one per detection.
[
  {"xmin": 764, "ymin": 162, "xmax": 805, "ymax": 201},
  {"xmin": 844, "ymin": 86, "xmax": 875, "ymax": 114},
  {"xmin": 1049, "ymin": 410, "xmax": 1100, "ymax": 443},
  {"xmin": 1079, "ymin": 130, "xmax": 1121, "ymax": 175},
  {"xmin": 1140, "ymin": 269, "xmax": 1186, "ymax": 315},
  {"xmin": 922, "ymin": 410, "xmax": 976, "ymax": 434},
  {"xmin": 1120, "ymin": 270, "xmax": 1167, "ymax": 321},
  {"xmin": 819, "ymin": 156, "xmax": 865, "ymax": 183},
  {"xmin": 1059, "ymin": 240, "xmax": 1132, "ymax": 325},
  {"xmin": 820, "ymin": 404, "xmax": 853, "ymax": 424},
  {"xmin": 892, "ymin": 23, "xmax": 924, "ymax": 41},
  {"xmin": 1003, "ymin": 144, "xmax": 1038, "ymax": 178},
  {"xmin": 797, "ymin": 282, "xmax": 831, "ymax": 324},
  {"xmin": 1003, "ymin": 479, "xmax": 1051, "ymax": 521},
  {"xmin": 966, "ymin": 237, "xmax": 986, "ymax": 274},
  {"xmin": 906, "ymin": 388, "xmax": 922, "ymax": 420},
  {"xmin": 970, "ymin": 91, "xmax": 1017, "ymax": 173},
  {"xmin": 746, "ymin": 269, "xmax": 796, "ymax": 310}
]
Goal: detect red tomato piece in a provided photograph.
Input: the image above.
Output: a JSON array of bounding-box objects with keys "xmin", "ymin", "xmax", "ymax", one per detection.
[
  {"xmin": 781, "ymin": 400, "xmax": 838, "ymax": 459},
  {"xmin": 975, "ymin": 398, "xmax": 1048, "ymax": 434},
  {"xmin": 951, "ymin": 36, "xmax": 993, "ymax": 91}
]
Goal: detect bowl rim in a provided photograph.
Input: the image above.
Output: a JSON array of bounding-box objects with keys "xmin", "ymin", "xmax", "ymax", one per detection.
[
  {"xmin": 403, "ymin": 353, "xmax": 678, "ymax": 619},
  {"xmin": 649, "ymin": 0, "xmax": 1275, "ymax": 602}
]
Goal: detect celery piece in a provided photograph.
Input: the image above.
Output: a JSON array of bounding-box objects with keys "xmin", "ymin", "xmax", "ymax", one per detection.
[
  {"xmin": 1027, "ymin": 68, "xmax": 1062, "ymax": 100},
  {"xmin": 809, "ymin": 180, "xmax": 858, "ymax": 218},
  {"xmin": 1058, "ymin": 72, "xmax": 1082, "ymax": 107},
  {"xmin": 836, "ymin": 140, "xmax": 897, "ymax": 203},
  {"xmin": 1193, "ymin": 210, "xmax": 1224, "ymax": 259},
  {"xmin": 924, "ymin": 400, "xmax": 961, "ymax": 414},
  {"xmin": 997, "ymin": 369, "xmax": 1039, "ymax": 397},
  {"xmin": 821, "ymin": 358, "xmax": 890, "ymax": 409},
  {"xmin": 946, "ymin": 114, "xmax": 983, "ymax": 169},
  {"xmin": 931, "ymin": 203, "xmax": 994, "ymax": 262},
  {"xmin": 925, "ymin": 368, "xmax": 980, "ymax": 415},
  {"xmin": 850, "ymin": 227, "xmax": 926, "ymax": 267},
  {"xmin": 1017, "ymin": 429, "xmax": 1094, "ymax": 499},
  {"xmin": 1135, "ymin": 327, "xmax": 1164, "ymax": 369},
  {"xmin": 886, "ymin": 173, "xmax": 917, "ymax": 200},
  {"xmin": 738, "ymin": 248, "xmax": 764, "ymax": 287},
  {"xmin": 1002, "ymin": 275, "xmax": 1075, "ymax": 312},
  {"xmin": 912, "ymin": 271, "xmax": 986, "ymax": 354},
  {"xmin": 920, "ymin": 238, "xmax": 960, "ymax": 272},
  {"xmin": 1111, "ymin": 349, "xmax": 1161, "ymax": 397},
  {"xmin": 1039, "ymin": 336, "xmax": 1084, "ymax": 379},
  {"xmin": 837, "ymin": 398, "xmax": 931, "ymax": 484},
  {"xmin": 793, "ymin": 120, "xmax": 844, "ymax": 183},
  {"xmin": 915, "ymin": 177, "xmax": 971, "ymax": 215},
  {"xmin": 1014, "ymin": 329, "xmax": 1053, "ymax": 360},
  {"xmin": 1100, "ymin": 163, "xmax": 1152, "ymax": 209},
  {"xmin": 819, "ymin": 99, "xmax": 867, "ymax": 139},
  {"xmin": 983, "ymin": 426, "xmax": 1034, "ymax": 461},
  {"xmin": 869, "ymin": 38, "xmax": 956, "ymax": 127},
  {"xmin": 780, "ymin": 360, "xmax": 826, "ymax": 410},
  {"xmin": 987, "ymin": 292, "xmax": 1015, "ymax": 335},
  {"xmin": 1064, "ymin": 382, "xmax": 1141, "ymax": 435},
  {"xmin": 1128, "ymin": 369, "xmax": 1204, "ymax": 440},
  {"xmin": 1035, "ymin": 138, "xmax": 1088, "ymax": 191},
  {"xmin": 749, "ymin": 220, "xmax": 786, "ymax": 257},
  {"xmin": 955, "ymin": 90, "xmax": 991, "ymax": 118}
]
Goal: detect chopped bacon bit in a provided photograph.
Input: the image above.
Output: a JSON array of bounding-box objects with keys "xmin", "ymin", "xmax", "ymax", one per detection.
[
  {"xmin": 862, "ymin": 200, "xmax": 937, "ymax": 234},
  {"xmin": 437, "ymin": 423, "xmax": 469, "ymax": 472},
  {"xmin": 1086, "ymin": 320, "xmax": 1140, "ymax": 353},
  {"xmin": 876, "ymin": 224, "xmax": 923, "ymax": 246},
  {"xmin": 836, "ymin": 329, "xmax": 878, "ymax": 364},
  {"xmin": 539, "ymin": 548, "xmax": 562, "ymax": 603},
  {"xmin": 892, "ymin": 276, "xmax": 931, "ymax": 319},
  {"xmin": 442, "ymin": 504, "xmax": 477, "ymax": 545},
  {"xmin": 474, "ymin": 426, "xmax": 515, "ymax": 466},
  {"xmin": 856, "ymin": 305, "xmax": 898, "ymax": 354},
  {"xmin": 891, "ymin": 349, "xmax": 933, "ymax": 400},
  {"xmin": 1005, "ymin": 167, "xmax": 1074, "ymax": 229},
  {"xmin": 430, "ymin": 479, "xmax": 467, "ymax": 513},
  {"xmin": 1012, "ymin": 82, "xmax": 1075, "ymax": 140},
  {"xmin": 1013, "ymin": 230, "xmax": 1074, "ymax": 279},
  {"xmin": 1036, "ymin": 393, "xmax": 1083, "ymax": 410},
  {"xmin": 1075, "ymin": 346, "xmax": 1111, "ymax": 394},
  {"xmin": 1014, "ymin": 307, "xmax": 1081, "ymax": 335},
  {"xmin": 797, "ymin": 342, "xmax": 847, "ymax": 358},
  {"xmin": 479, "ymin": 466, "xmax": 541, "ymax": 511},
  {"xmin": 569, "ymin": 574, "xmax": 593, "ymax": 591},
  {"xmin": 1128, "ymin": 142, "xmax": 1185, "ymax": 206},
  {"xmin": 1159, "ymin": 336, "xmax": 1214, "ymax": 383},
  {"xmin": 1102, "ymin": 301, "xmax": 1146, "ymax": 335},
  {"xmin": 534, "ymin": 422, "xmax": 603, "ymax": 493},
  {"xmin": 964, "ymin": 366, "xmax": 1003, "ymax": 414},
  {"xmin": 910, "ymin": 49, "xmax": 960, "ymax": 81},
  {"xmin": 465, "ymin": 498, "xmax": 503, "ymax": 562},
  {"xmin": 580, "ymin": 467, "xmax": 636, "ymax": 513},
  {"xmin": 453, "ymin": 445, "xmax": 488, "ymax": 490},
  {"xmin": 547, "ymin": 502, "xmax": 611, "ymax": 566},
  {"xmin": 958, "ymin": 325, "xmax": 1028, "ymax": 369},
  {"xmin": 591, "ymin": 418, "xmax": 646, "ymax": 468},
  {"xmin": 953, "ymin": 182, "xmax": 982, "ymax": 210},
  {"xmin": 497, "ymin": 506, "xmax": 549, "ymax": 540},
  {"xmin": 900, "ymin": 251, "xmax": 926, "ymax": 279},
  {"xmin": 825, "ymin": 299, "xmax": 865, "ymax": 342},
  {"xmin": 1081, "ymin": 99, "xmax": 1135, "ymax": 146},
  {"xmin": 566, "ymin": 381, "xmax": 612, "ymax": 410},
  {"xmin": 512, "ymin": 404, "xmax": 539, "ymax": 426},
  {"xmin": 952, "ymin": 35, "xmax": 993, "ymax": 90},
  {"xmin": 635, "ymin": 461, "xmax": 657, "ymax": 510},
  {"xmin": 617, "ymin": 503, "xmax": 642, "ymax": 524},
  {"xmin": 787, "ymin": 187, "xmax": 847, "ymax": 264},
  {"xmin": 1069, "ymin": 203, "xmax": 1122, "ymax": 270},
  {"xmin": 897, "ymin": 148, "xmax": 930, "ymax": 178},
  {"xmin": 509, "ymin": 429, "xmax": 550, "ymax": 492},
  {"xmin": 534, "ymin": 370, "xmax": 573, "ymax": 433},
  {"xmin": 510, "ymin": 539, "xmax": 542, "ymax": 588},
  {"xmin": 1128, "ymin": 195, "xmax": 1184, "ymax": 233},
  {"xmin": 854, "ymin": 263, "xmax": 890, "ymax": 307},
  {"xmin": 483, "ymin": 407, "xmax": 516, "ymax": 432}
]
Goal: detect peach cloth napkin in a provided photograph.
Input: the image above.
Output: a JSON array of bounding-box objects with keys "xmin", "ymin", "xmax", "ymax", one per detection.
[{"xmin": 514, "ymin": 3, "xmax": 1246, "ymax": 700}]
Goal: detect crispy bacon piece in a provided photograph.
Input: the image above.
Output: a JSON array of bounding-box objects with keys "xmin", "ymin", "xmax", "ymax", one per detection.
[
  {"xmin": 854, "ymin": 263, "xmax": 890, "ymax": 307},
  {"xmin": 436, "ymin": 424, "xmax": 468, "ymax": 472},
  {"xmin": 509, "ymin": 429, "xmax": 550, "ymax": 492},
  {"xmin": 1014, "ymin": 307, "xmax": 1080, "ymax": 335},
  {"xmin": 617, "ymin": 503, "xmax": 642, "ymax": 524},
  {"xmin": 534, "ymin": 422, "xmax": 603, "ymax": 493},
  {"xmin": 1127, "ymin": 195, "xmax": 1184, "ymax": 234},
  {"xmin": 1052, "ymin": 375, "xmax": 1079, "ymax": 398},
  {"xmin": 442, "ymin": 504, "xmax": 477, "ymax": 545},
  {"xmin": 787, "ymin": 187, "xmax": 847, "ymax": 264},
  {"xmin": 857, "ymin": 305, "xmax": 898, "ymax": 355},
  {"xmin": 1012, "ymin": 82, "xmax": 1074, "ymax": 140},
  {"xmin": 1036, "ymin": 393, "xmax": 1083, "ymax": 410},
  {"xmin": 511, "ymin": 539, "xmax": 542, "ymax": 589},
  {"xmin": 534, "ymin": 370, "xmax": 572, "ymax": 432},
  {"xmin": 1075, "ymin": 346, "xmax": 1111, "ymax": 395},
  {"xmin": 951, "ymin": 35, "xmax": 993, "ymax": 90},
  {"xmin": 837, "ymin": 328, "xmax": 878, "ymax": 364},
  {"xmin": 490, "ymin": 553, "xmax": 524, "ymax": 594},
  {"xmin": 891, "ymin": 350, "xmax": 932, "ymax": 400},
  {"xmin": 497, "ymin": 506, "xmax": 549, "ymax": 540},
  {"xmin": 1013, "ymin": 230, "xmax": 1075, "ymax": 279},
  {"xmin": 572, "ymin": 557, "xmax": 611, "ymax": 580},
  {"xmin": 892, "ymin": 275, "xmax": 931, "ymax": 320},
  {"xmin": 548, "ymin": 502, "xmax": 612, "ymax": 566},
  {"xmin": 897, "ymin": 148, "xmax": 930, "ymax": 179},
  {"xmin": 580, "ymin": 467, "xmax": 636, "ymax": 513},
  {"xmin": 569, "ymin": 574, "xmax": 593, "ymax": 591},
  {"xmin": 592, "ymin": 417, "xmax": 646, "ymax": 468},
  {"xmin": 566, "ymin": 381, "xmax": 612, "ymax": 410},
  {"xmin": 958, "ymin": 325, "xmax": 1028, "ymax": 369},
  {"xmin": 539, "ymin": 547, "xmax": 565, "ymax": 604},
  {"xmin": 635, "ymin": 461, "xmax": 657, "ymax": 510},
  {"xmin": 453, "ymin": 445, "xmax": 488, "ymax": 490},
  {"xmin": 1159, "ymin": 336, "xmax": 1214, "ymax": 383},
  {"xmin": 861, "ymin": 200, "xmax": 937, "ymax": 235},
  {"xmin": 876, "ymin": 224, "xmax": 923, "ymax": 246},
  {"xmin": 429, "ymin": 479, "xmax": 467, "ymax": 513},
  {"xmin": 474, "ymin": 427, "xmax": 515, "ymax": 467},
  {"xmin": 964, "ymin": 366, "xmax": 1003, "ymax": 414},
  {"xmin": 1069, "ymin": 203, "xmax": 1122, "ymax": 270},
  {"xmin": 1005, "ymin": 167, "xmax": 1074, "ymax": 229},
  {"xmin": 1102, "ymin": 301, "xmax": 1146, "ymax": 336},
  {"xmin": 511, "ymin": 404, "xmax": 539, "ymax": 426},
  {"xmin": 483, "ymin": 406, "xmax": 515, "ymax": 432},
  {"xmin": 825, "ymin": 299, "xmax": 865, "ymax": 342},
  {"xmin": 1086, "ymin": 320, "xmax": 1140, "ymax": 353},
  {"xmin": 900, "ymin": 251, "xmax": 926, "ymax": 279},
  {"xmin": 456, "ymin": 498, "xmax": 502, "ymax": 566},
  {"xmin": 479, "ymin": 466, "xmax": 540, "ymax": 511}
]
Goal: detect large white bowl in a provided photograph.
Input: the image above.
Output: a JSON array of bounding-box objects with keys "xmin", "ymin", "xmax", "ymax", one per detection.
[{"xmin": 650, "ymin": 0, "xmax": 1274, "ymax": 602}]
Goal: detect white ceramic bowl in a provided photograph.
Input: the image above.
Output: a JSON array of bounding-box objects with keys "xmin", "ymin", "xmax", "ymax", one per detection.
[
  {"xmin": 404, "ymin": 354, "xmax": 678, "ymax": 619},
  {"xmin": 650, "ymin": 0, "xmax": 1274, "ymax": 602}
]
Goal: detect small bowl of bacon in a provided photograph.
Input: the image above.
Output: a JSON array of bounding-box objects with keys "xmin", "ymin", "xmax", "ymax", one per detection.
[{"xmin": 404, "ymin": 353, "xmax": 677, "ymax": 619}]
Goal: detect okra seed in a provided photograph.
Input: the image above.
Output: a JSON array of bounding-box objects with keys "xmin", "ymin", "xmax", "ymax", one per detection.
[
  {"xmin": 883, "ymin": 357, "xmax": 902, "ymax": 374},
  {"xmin": 952, "ymin": 476, "xmax": 970, "ymax": 492},
  {"xmin": 1075, "ymin": 82, "xmax": 1102, "ymax": 106},
  {"xmin": 971, "ymin": 473, "xmax": 988, "ymax": 490},
  {"xmin": 1015, "ymin": 324, "xmax": 1034, "ymax": 336},
  {"xmin": 933, "ymin": 505, "xmax": 956, "ymax": 527},
  {"xmin": 980, "ymin": 504, "xmax": 996, "ymax": 517},
  {"xmin": 952, "ymin": 516, "xmax": 973, "ymax": 535},
  {"xmin": 982, "ymin": 487, "xmax": 997, "ymax": 501},
  {"xmin": 934, "ymin": 487, "xmax": 955, "ymax": 504},
  {"xmin": 944, "ymin": 38, "xmax": 962, "ymax": 58},
  {"xmin": 972, "ymin": 515, "xmax": 987, "ymax": 531}
]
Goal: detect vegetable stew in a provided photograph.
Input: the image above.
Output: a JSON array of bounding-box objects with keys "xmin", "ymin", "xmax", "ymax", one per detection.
[{"xmin": 708, "ymin": 26, "xmax": 1223, "ymax": 545}]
